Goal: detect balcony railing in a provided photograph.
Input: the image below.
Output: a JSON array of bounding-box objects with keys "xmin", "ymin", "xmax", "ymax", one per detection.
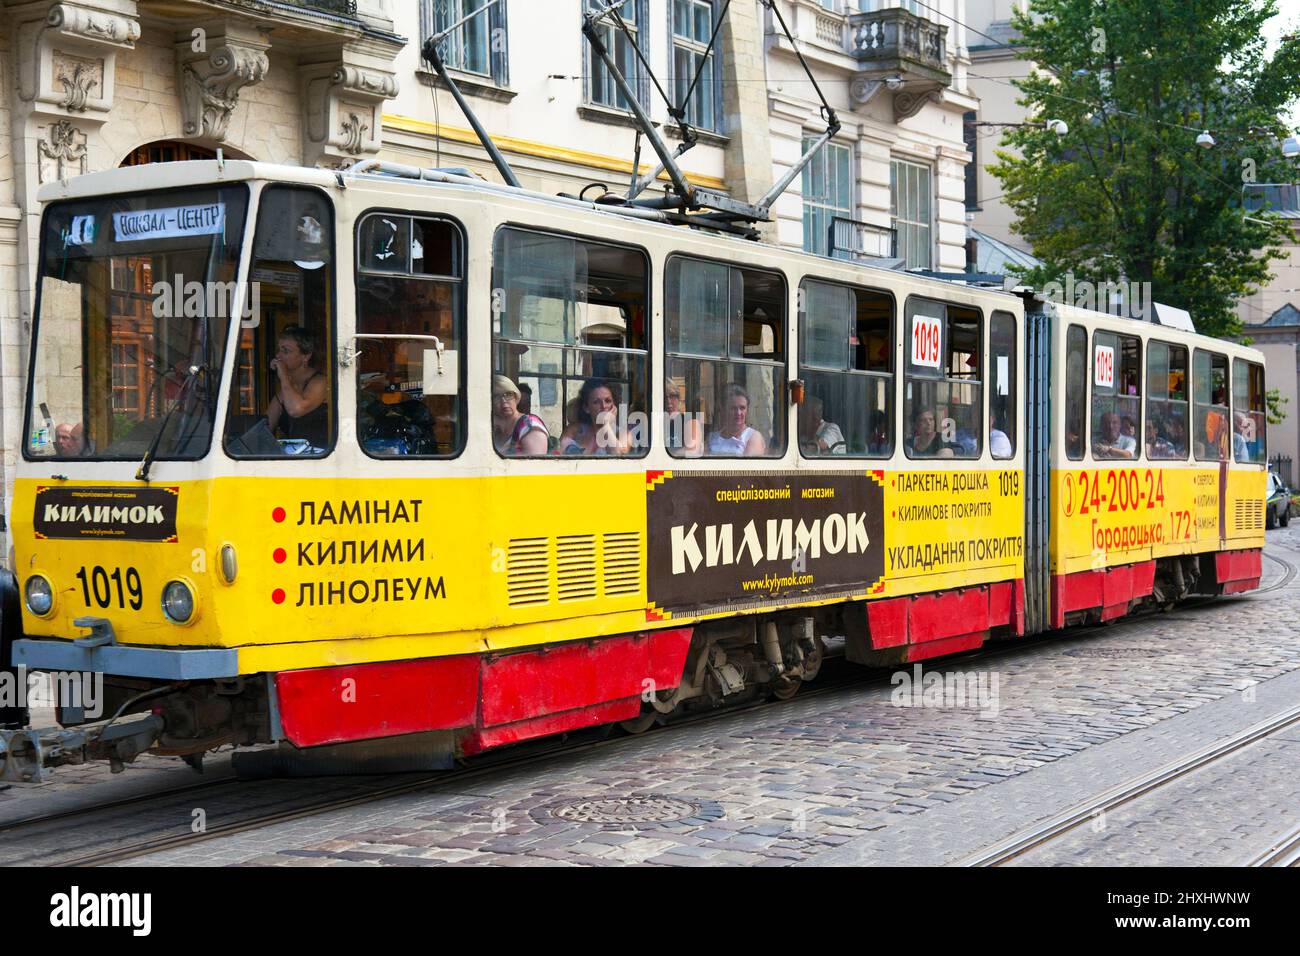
[
  {"xmin": 830, "ymin": 216, "xmax": 899, "ymax": 262},
  {"xmin": 848, "ymin": 7, "xmax": 949, "ymax": 82}
]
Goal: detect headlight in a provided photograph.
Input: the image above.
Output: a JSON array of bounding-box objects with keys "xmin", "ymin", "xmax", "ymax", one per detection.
[
  {"xmin": 161, "ymin": 580, "xmax": 195, "ymax": 624},
  {"xmin": 24, "ymin": 575, "xmax": 53, "ymax": 616}
]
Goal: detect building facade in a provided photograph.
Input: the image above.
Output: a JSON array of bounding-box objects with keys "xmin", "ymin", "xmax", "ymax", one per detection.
[
  {"xmin": 0, "ymin": 0, "xmax": 407, "ymax": 555},
  {"xmin": 763, "ymin": 0, "xmax": 977, "ymax": 272},
  {"xmin": 0, "ymin": 0, "xmax": 975, "ymax": 555}
]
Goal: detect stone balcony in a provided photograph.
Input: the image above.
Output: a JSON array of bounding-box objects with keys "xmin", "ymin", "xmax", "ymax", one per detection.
[{"xmin": 847, "ymin": 7, "xmax": 951, "ymax": 121}]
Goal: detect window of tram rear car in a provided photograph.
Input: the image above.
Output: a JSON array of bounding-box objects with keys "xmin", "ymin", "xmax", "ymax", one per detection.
[
  {"xmin": 1233, "ymin": 358, "xmax": 1267, "ymax": 464},
  {"xmin": 1090, "ymin": 330, "xmax": 1140, "ymax": 460},
  {"xmin": 665, "ymin": 257, "xmax": 786, "ymax": 458},
  {"xmin": 1145, "ymin": 341, "xmax": 1189, "ymax": 459},
  {"xmin": 798, "ymin": 278, "xmax": 892, "ymax": 457},
  {"xmin": 354, "ymin": 213, "xmax": 464, "ymax": 457},
  {"xmin": 989, "ymin": 311, "xmax": 1016, "ymax": 459},
  {"xmin": 223, "ymin": 186, "xmax": 336, "ymax": 458},
  {"xmin": 1064, "ymin": 324, "xmax": 1086, "ymax": 460},
  {"xmin": 491, "ymin": 228, "xmax": 649, "ymax": 457},
  {"xmin": 903, "ymin": 298, "xmax": 980, "ymax": 459},
  {"xmin": 1193, "ymin": 349, "xmax": 1230, "ymax": 461}
]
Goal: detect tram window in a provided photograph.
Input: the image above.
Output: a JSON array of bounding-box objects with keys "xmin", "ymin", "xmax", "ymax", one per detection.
[
  {"xmin": 1064, "ymin": 325, "xmax": 1086, "ymax": 460},
  {"xmin": 666, "ymin": 257, "xmax": 786, "ymax": 458},
  {"xmin": 354, "ymin": 215, "xmax": 464, "ymax": 458},
  {"xmin": 798, "ymin": 279, "xmax": 893, "ymax": 457},
  {"xmin": 1090, "ymin": 331, "xmax": 1140, "ymax": 460},
  {"xmin": 1233, "ymin": 359, "xmax": 1267, "ymax": 464},
  {"xmin": 224, "ymin": 187, "xmax": 336, "ymax": 458},
  {"xmin": 1145, "ymin": 342, "xmax": 1189, "ymax": 460},
  {"xmin": 989, "ymin": 311, "xmax": 1016, "ymax": 459},
  {"xmin": 1193, "ymin": 350, "xmax": 1230, "ymax": 461},
  {"xmin": 903, "ymin": 299, "xmax": 981, "ymax": 460},
  {"xmin": 492, "ymin": 228, "xmax": 649, "ymax": 457}
]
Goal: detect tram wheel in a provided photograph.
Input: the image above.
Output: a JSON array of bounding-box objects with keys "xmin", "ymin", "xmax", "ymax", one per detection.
[
  {"xmin": 770, "ymin": 678, "xmax": 801, "ymax": 701},
  {"xmin": 618, "ymin": 711, "xmax": 660, "ymax": 735}
]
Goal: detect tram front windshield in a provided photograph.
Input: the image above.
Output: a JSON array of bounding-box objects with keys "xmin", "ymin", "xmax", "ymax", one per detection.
[{"xmin": 25, "ymin": 186, "xmax": 249, "ymax": 462}]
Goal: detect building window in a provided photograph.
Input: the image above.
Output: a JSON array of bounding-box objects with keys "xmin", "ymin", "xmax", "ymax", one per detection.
[
  {"xmin": 586, "ymin": 0, "xmax": 649, "ymax": 110},
  {"xmin": 424, "ymin": 0, "xmax": 509, "ymax": 84},
  {"xmin": 672, "ymin": 0, "xmax": 721, "ymax": 131},
  {"xmin": 891, "ymin": 158, "xmax": 932, "ymax": 270},
  {"xmin": 803, "ymin": 141, "xmax": 853, "ymax": 258}
]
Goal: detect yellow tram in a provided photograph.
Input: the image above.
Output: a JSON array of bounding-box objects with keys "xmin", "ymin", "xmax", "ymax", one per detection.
[{"xmin": 0, "ymin": 158, "xmax": 1266, "ymax": 776}]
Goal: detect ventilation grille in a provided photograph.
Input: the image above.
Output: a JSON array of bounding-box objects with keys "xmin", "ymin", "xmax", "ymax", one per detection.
[
  {"xmin": 504, "ymin": 532, "xmax": 642, "ymax": 608},
  {"xmin": 556, "ymin": 534, "xmax": 598, "ymax": 602},
  {"xmin": 507, "ymin": 537, "xmax": 550, "ymax": 607},
  {"xmin": 603, "ymin": 532, "xmax": 641, "ymax": 596},
  {"xmin": 1235, "ymin": 498, "xmax": 1264, "ymax": 531}
]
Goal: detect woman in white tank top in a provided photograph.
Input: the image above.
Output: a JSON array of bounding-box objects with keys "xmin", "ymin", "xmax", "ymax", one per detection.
[{"xmin": 707, "ymin": 383, "xmax": 767, "ymax": 456}]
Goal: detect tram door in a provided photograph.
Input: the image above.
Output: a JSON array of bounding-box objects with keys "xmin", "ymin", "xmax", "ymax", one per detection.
[{"xmin": 1022, "ymin": 304, "xmax": 1052, "ymax": 635}]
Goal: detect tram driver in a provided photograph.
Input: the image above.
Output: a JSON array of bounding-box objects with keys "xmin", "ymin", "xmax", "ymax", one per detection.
[{"xmin": 266, "ymin": 326, "xmax": 330, "ymax": 451}]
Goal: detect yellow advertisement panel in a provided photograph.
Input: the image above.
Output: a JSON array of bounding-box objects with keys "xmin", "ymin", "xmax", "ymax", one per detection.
[{"xmin": 1051, "ymin": 465, "xmax": 1266, "ymax": 576}]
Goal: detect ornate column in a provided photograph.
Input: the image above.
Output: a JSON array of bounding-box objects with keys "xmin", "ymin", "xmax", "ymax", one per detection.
[{"xmin": 174, "ymin": 22, "xmax": 271, "ymax": 143}]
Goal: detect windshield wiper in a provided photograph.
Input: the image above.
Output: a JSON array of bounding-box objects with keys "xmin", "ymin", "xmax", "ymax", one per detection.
[{"xmin": 135, "ymin": 364, "xmax": 206, "ymax": 482}]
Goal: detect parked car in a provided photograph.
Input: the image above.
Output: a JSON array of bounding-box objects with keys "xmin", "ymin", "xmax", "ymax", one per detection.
[{"xmin": 1267, "ymin": 471, "xmax": 1291, "ymax": 529}]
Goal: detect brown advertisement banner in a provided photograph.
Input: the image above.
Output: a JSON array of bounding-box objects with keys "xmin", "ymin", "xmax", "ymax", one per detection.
[
  {"xmin": 34, "ymin": 486, "xmax": 179, "ymax": 542},
  {"xmin": 647, "ymin": 471, "xmax": 885, "ymax": 615}
]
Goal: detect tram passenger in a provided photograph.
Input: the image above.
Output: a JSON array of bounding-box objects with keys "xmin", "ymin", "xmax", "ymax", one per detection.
[
  {"xmin": 707, "ymin": 383, "xmax": 766, "ymax": 456},
  {"xmin": 1232, "ymin": 412, "xmax": 1251, "ymax": 461},
  {"xmin": 798, "ymin": 395, "xmax": 845, "ymax": 455},
  {"xmin": 1202, "ymin": 409, "xmax": 1229, "ymax": 460},
  {"xmin": 54, "ymin": 423, "xmax": 87, "ymax": 457},
  {"xmin": 1145, "ymin": 418, "xmax": 1174, "ymax": 459},
  {"xmin": 1093, "ymin": 411, "xmax": 1135, "ymax": 459},
  {"xmin": 867, "ymin": 410, "xmax": 891, "ymax": 456},
  {"xmin": 989, "ymin": 413, "xmax": 1012, "ymax": 459},
  {"xmin": 665, "ymin": 383, "xmax": 702, "ymax": 456},
  {"xmin": 906, "ymin": 407, "xmax": 959, "ymax": 458},
  {"xmin": 558, "ymin": 378, "xmax": 629, "ymax": 455},
  {"xmin": 1121, "ymin": 416, "xmax": 1137, "ymax": 442},
  {"xmin": 266, "ymin": 326, "xmax": 329, "ymax": 450},
  {"xmin": 1166, "ymin": 414, "xmax": 1189, "ymax": 458},
  {"xmin": 492, "ymin": 375, "xmax": 548, "ymax": 455}
]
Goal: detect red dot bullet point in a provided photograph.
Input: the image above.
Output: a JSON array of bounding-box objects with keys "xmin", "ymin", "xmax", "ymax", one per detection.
[
  {"xmin": 273, "ymin": 548, "xmax": 287, "ymax": 564},
  {"xmin": 272, "ymin": 588, "xmax": 286, "ymax": 605},
  {"xmin": 272, "ymin": 507, "xmax": 286, "ymax": 523}
]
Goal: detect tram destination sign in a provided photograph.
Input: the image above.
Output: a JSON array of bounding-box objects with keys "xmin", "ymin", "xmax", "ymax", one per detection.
[
  {"xmin": 646, "ymin": 471, "xmax": 885, "ymax": 615},
  {"xmin": 34, "ymin": 486, "xmax": 180, "ymax": 542}
]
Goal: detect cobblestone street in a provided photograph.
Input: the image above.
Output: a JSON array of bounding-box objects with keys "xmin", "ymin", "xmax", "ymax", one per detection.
[{"xmin": 6, "ymin": 528, "xmax": 1292, "ymax": 868}]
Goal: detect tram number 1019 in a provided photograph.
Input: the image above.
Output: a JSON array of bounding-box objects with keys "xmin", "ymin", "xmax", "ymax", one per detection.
[{"xmin": 75, "ymin": 565, "xmax": 143, "ymax": 611}]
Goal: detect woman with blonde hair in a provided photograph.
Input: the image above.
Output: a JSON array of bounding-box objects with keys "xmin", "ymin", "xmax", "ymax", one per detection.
[{"xmin": 492, "ymin": 375, "xmax": 548, "ymax": 455}]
